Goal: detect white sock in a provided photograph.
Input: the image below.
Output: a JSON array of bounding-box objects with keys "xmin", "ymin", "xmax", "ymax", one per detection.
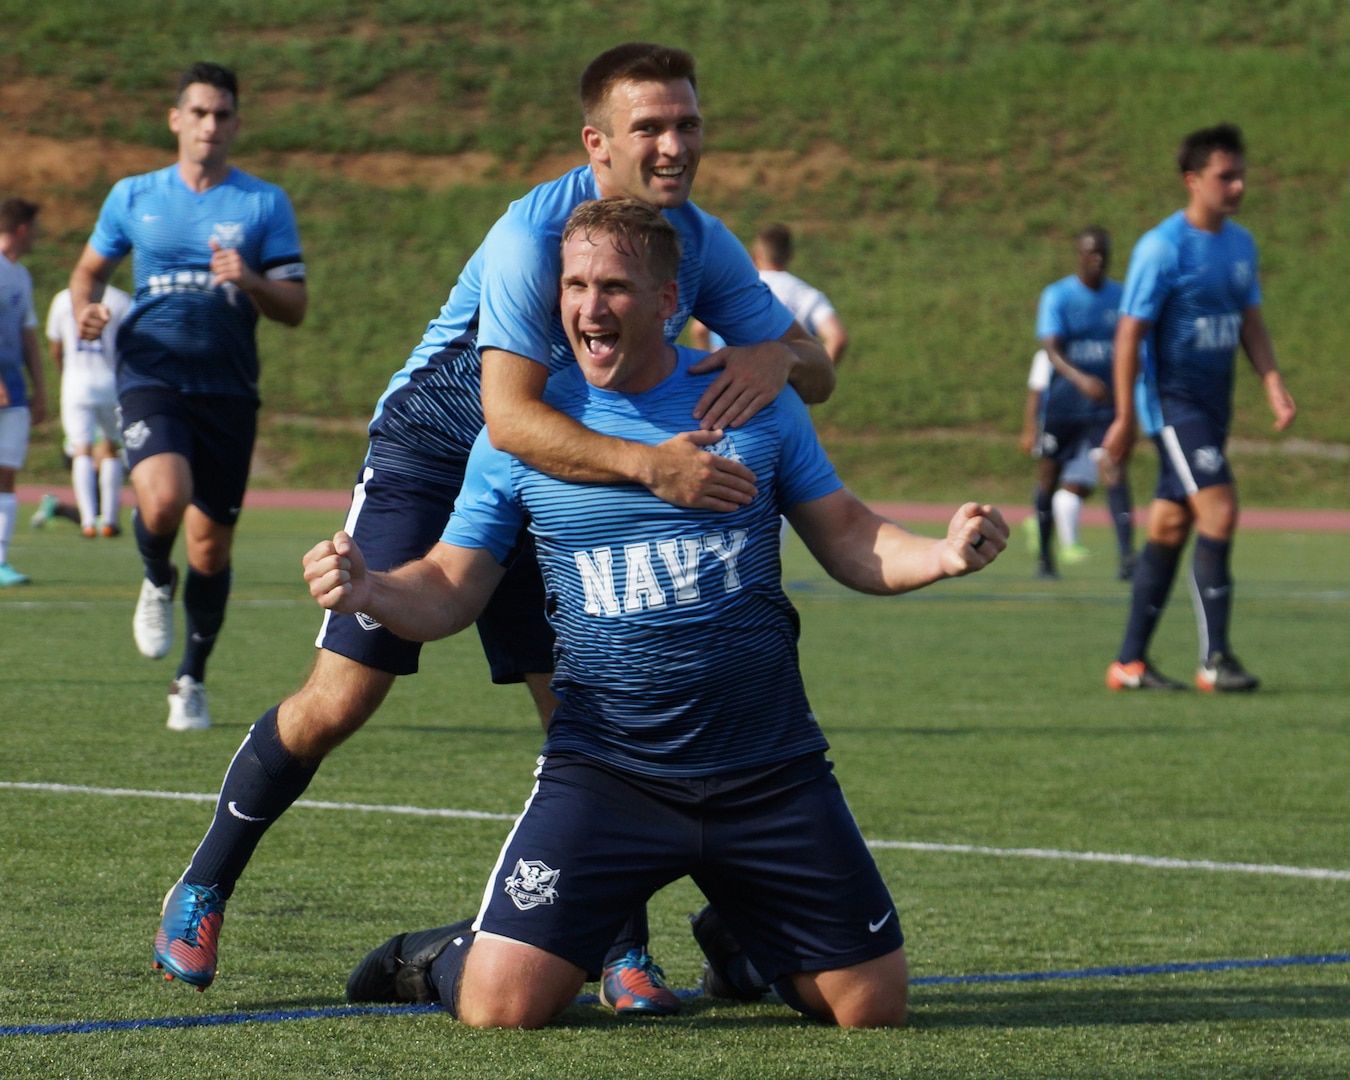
[
  {"xmin": 73, "ymin": 454, "xmax": 98, "ymax": 528},
  {"xmin": 1052, "ymin": 488, "xmax": 1083, "ymax": 548},
  {"xmin": 99, "ymin": 455, "xmax": 123, "ymax": 526},
  {"xmin": 0, "ymin": 491, "xmax": 15, "ymax": 563}
]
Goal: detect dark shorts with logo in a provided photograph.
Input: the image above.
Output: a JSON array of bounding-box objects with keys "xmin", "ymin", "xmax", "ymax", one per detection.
[
  {"xmin": 315, "ymin": 463, "xmax": 553, "ymax": 680},
  {"xmin": 1154, "ymin": 399, "xmax": 1232, "ymax": 503},
  {"xmin": 475, "ymin": 751, "xmax": 903, "ymax": 983},
  {"xmin": 1037, "ymin": 413, "xmax": 1111, "ymax": 468},
  {"xmin": 119, "ymin": 388, "xmax": 257, "ymax": 527}
]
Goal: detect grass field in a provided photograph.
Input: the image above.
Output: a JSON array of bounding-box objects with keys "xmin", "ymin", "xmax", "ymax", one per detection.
[{"xmin": 1, "ymin": 503, "xmax": 1347, "ymax": 1078}]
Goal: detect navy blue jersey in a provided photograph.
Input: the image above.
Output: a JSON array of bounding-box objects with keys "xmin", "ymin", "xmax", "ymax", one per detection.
[
  {"xmin": 1035, "ymin": 274, "xmax": 1122, "ymax": 424},
  {"xmin": 89, "ymin": 165, "xmax": 305, "ymax": 400},
  {"xmin": 1122, "ymin": 211, "xmax": 1261, "ymax": 430},
  {"xmin": 444, "ymin": 346, "xmax": 842, "ymax": 778},
  {"xmin": 367, "ymin": 165, "xmax": 794, "ymax": 483}
]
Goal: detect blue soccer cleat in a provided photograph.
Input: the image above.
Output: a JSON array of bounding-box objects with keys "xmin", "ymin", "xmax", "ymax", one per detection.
[
  {"xmin": 153, "ymin": 881, "xmax": 226, "ymax": 990},
  {"xmin": 0, "ymin": 562, "xmax": 31, "ymax": 587},
  {"xmin": 599, "ymin": 948, "xmax": 682, "ymax": 1016}
]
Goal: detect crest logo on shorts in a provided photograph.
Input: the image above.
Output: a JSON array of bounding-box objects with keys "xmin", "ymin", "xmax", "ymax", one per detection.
[
  {"xmin": 1038, "ymin": 432, "xmax": 1059, "ymax": 456},
  {"xmin": 504, "ymin": 859, "xmax": 561, "ymax": 910},
  {"xmin": 123, "ymin": 420, "xmax": 151, "ymax": 451},
  {"xmin": 1194, "ymin": 446, "xmax": 1224, "ymax": 475},
  {"xmin": 354, "ymin": 612, "xmax": 383, "ymax": 631}
]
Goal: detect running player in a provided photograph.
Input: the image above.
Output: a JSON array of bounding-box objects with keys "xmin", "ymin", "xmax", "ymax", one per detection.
[
  {"xmin": 69, "ymin": 62, "xmax": 308, "ymax": 730},
  {"xmin": 1104, "ymin": 123, "xmax": 1295, "ymax": 692},
  {"xmin": 1030, "ymin": 228, "xmax": 1135, "ymax": 580}
]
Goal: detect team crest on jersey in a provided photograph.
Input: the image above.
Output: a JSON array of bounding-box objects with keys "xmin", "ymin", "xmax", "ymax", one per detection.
[
  {"xmin": 1193, "ymin": 446, "xmax": 1225, "ymax": 475},
  {"xmin": 1232, "ymin": 261, "xmax": 1252, "ymax": 291},
  {"xmin": 122, "ymin": 420, "xmax": 151, "ymax": 451},
  {"xmin": 212, "ymin": 222, "xmax": 245, "ymax": 249},
  {"xmin": 355, "ymin": 612, "xmax": 383, "ymax": 632},
  {"xmin": 504, "ymin": 859, "xmax": 561, "ymax": 910},
  {"xmin": 706, "ymin": 434, "xmax": 744, "ymax": 464}
]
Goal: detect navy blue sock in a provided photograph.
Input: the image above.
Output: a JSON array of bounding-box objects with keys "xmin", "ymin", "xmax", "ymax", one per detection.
[
  {"xmin": 602, "ymin": 908, "xmax": 650, "ymax": 967},
  {"xmin": 429, "ymin": 926, "xmax": 477, "ymax": 1017},
  {"xmin": 1118, "ymin": 541, "xmax": 1183, "ymax": 663},
  {"xmin": 182, "ymin": 707, "xmax": 319, "ymax": 898},
  {"xmin": 1034, "ymin": 487, "xmax": 1054, "ymax": 566},
  {"xmin": 178, "ymin": 565, "xmax": 232, "ymax": 682},
  {"xmin": 1106, "ymin": 482, "xmax": 1134, "ymax": 560},
  {"xmin": 133, "ymin": 509, "xmax": 176, "ymax": 588},
  {"xmin": 1191, "ymin": 534, "xmax": 1233, "ymax": 659}
]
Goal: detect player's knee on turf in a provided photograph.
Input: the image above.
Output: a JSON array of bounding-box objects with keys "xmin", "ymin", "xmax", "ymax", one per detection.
[
  {"xmin": 457, "ymin": 937, "xmax": 586, "ymax": 1029},
  {"xmin": 791, "ymin": 947, "xmax": 908, "ymax": 1029}
]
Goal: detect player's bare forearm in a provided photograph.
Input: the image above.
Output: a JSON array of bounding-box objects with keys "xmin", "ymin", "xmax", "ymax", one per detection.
[
  {"xmin": 248, "ymin": 278, "xmax": 308, "ymax": 326},
  {"xmin": 1239, "ymin": 307, "xmax": 1295, "ymax": 430},
  {"xmin": 482, "ymin": 348, "xmax": 757, "ymax": 510},
  {"xmin": 789, "ymin": 491, "xmax": 1007, "ymax": 595},
  {"xmin": 70, "ymin": 245, "xmax": 120, "ymax": 339}
]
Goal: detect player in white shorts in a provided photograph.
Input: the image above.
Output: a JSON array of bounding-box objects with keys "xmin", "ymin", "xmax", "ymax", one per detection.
[{"xmin": 46, "ymin": 285, "xmax": 131, "ymax": 536}]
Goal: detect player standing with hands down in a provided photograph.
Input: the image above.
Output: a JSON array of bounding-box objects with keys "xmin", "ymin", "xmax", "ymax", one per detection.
[
  {"xmin": 1104, "ymin": 123, "xmax": 1295, "ymax": 693},
  {"xmin": 69, "ymin": 61, "xmax": 307, "ymax": 730}
]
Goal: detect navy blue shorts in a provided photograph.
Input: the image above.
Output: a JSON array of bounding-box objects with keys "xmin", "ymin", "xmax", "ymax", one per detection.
[
  {"xmin": 315, "ymin": 464, "xmax": 554, "ymax": 680},
  {"xmin": 475, "ymin": 752, "xmax": 903, "ymax": 983},
  {"xmin": 1037, "ymin": 413, "xmax": 1110, "ymax": 468},
  {"xmin": 119, "ymin": 388, "xmax": 257, "ymax": 527},
  {"xmin": 1153, "ymin": 401, "xmax": 1232, "ymax": 503}
]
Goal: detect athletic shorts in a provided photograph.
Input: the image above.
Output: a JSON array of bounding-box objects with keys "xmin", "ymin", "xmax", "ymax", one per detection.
[
  {"xmin": 1036, "ymin": 414, "xmax": 1110, "ymax": 467},
  {"xmin": 1060, "ymin": 439, "xmax": 1099, "ymax": 490},
  {"xmin": 119, "ymin": 388, "xmax": 256, "ymax": 526},
  {"xmin": 62, "ymin": 399, "xmax": 121, "ymax": 455},
  {"xmin": 0, "ymin": 406, "xmax": 31, "ymax": 469},
  {"xmin": 1153, "ymin": 400, "xmax": 1232, "ymax": 503},
  {"xmin": 315, "ymin": 463, "xmax": 554, "ymax": 680},
  {"xmin": 474, "ymin": 751, "xmax": 903, "ymax": 984}
]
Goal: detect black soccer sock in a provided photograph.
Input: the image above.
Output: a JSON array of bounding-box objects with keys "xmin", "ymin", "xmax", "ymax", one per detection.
[
  {"xmin": 429, "ymin": 927, "xmax": 478, "ymax": 1018},
  {"xmin": 1117, "ymin": 541, "xmax": 1183, "ymax": 664},
  {"xmin": 181, "ymin": 707, "xmax": 319, "ymax": 898},
  {"xmin": 602, "ymin": 908, "xmax": 650, "ymax": 967},
  {"xmin": 1106, "ymin": 481, "xmax": 1134, "ymax": 560},
  {"xmin": 178, "ymin": 564, "xmax": 232, "ymax": 682},
  {"xmin": 133, "ymin": 509, "xmax": 177, "ymax": 588},
  {"xmin": 1190, "ymin": 533, "xmax": 1233, "ymax": 660},
  {"xmin": 1034, "ymin": 486, "xmax": 1054, "ymax": 566}
]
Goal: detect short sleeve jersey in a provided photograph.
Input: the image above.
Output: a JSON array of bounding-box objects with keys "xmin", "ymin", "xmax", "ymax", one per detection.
[
  {"xmin": 46, "ymin": 286, "xmax": 133, "ymax": 405},
  {"xmin": 0, "ymin": 255, "xmax": 37, "ymax": 408},
  {"xmin": 1121, "ymin": 210, "xmax": 1261, "ymax": 429},
  {"xmin": 366, "ymin": 166, "xmax": 795, "ymax": 481},
  {"xmin": 444, "ymin": 345, "xmax": 842, "ymax": 779},
  {"xmin": 1035, "ymin": 275, "xmax": 1122, "ymax": 423},
  {"xmin": 88, "ymin": 165, "xmax": 305, "ymax": 400}
]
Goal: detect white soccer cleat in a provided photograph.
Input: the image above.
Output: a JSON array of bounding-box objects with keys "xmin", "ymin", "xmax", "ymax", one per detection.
[
  {"xmin": 133, "ymin": 570, "xmax": 177, "ymax": 659},
  {"xmin": 167, "ymin": 675, "xmax": 210, "ymax": 731}
]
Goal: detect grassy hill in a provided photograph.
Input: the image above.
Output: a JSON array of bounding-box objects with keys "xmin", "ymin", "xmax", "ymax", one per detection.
[{"xmin": 3, "ymin": 0, "xmax": 1347, "ymax": 502}]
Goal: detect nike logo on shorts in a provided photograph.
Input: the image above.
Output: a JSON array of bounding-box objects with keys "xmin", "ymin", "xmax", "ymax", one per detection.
[{"xmin": 869, "ymin": 910, "xmax": 894, "ymax": 933}]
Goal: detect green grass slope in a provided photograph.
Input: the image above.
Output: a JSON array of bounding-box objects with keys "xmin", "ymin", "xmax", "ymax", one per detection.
[{"xmin": 3, "ymin": 1, "xmax": 1347, "ymax": 500}]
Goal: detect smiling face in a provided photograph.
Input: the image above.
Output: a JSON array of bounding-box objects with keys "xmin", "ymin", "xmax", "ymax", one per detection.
[
  {"xmin": 560, "ymin": 228, "xmax": 679, "ymax": 395},
  {"xmin": 583, "ymin": 78, "xmax": 703, "ymax": 209},
  {"xmin": 169, "ymin": 82, "xmax": 240, "ymax": 173}
]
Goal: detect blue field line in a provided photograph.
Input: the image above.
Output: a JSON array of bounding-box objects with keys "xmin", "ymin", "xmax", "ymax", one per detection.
[{"xmin": 3, "ymin": 952, "xmax": 1347, "ymax": 1039}]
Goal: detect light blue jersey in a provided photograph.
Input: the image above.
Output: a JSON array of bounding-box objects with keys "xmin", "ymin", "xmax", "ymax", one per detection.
[
  {"xmin": 366, "ymin": 165, "xmax": 795, "ymax": 484},
  {"xmin": 89, "ymin": 165, "xmax": 305, "ymax": 400},
  {"xmin": 444, "ymin": 346, "xmax": 841, "ymax": 778},
  {"xmin": 1035, "ymin": 274, "xmax": 1122, "ymax": 424},
  {"xmin": 0, "ymin": 255, "xmax": 37, "ymax": 408},
  {"xmin": 1121, "ymin": 211, "xmax": 1261, "ymax": 429}
]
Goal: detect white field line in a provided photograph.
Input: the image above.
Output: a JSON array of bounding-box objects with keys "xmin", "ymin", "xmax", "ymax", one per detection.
[{"xmin": 4, "ymin": 780, "xmax": 1346, "ymax": 881}]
